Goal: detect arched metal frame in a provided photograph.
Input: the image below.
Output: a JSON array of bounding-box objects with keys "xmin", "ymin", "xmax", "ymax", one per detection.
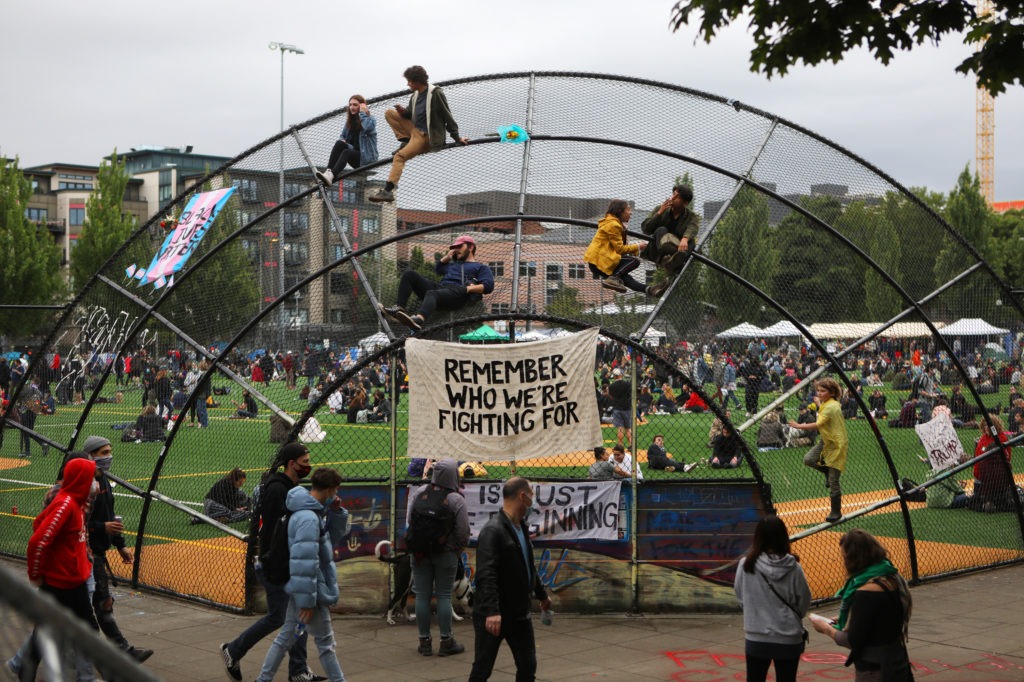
[{"xmin": 5, "ymin": 72, "xmax": 1023, "ymax": 607}]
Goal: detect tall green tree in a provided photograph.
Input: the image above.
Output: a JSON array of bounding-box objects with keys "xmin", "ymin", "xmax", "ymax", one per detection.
[
  {"xmin": 702, "ymin": 186, "xmax": 776, "ymax": 325},
  {"xmin": 69, "ymin": 150, "xmax": 142, "ymax": 289},
  {"xmin": 0, "ymin": 156, "xmax": 65, "ymax": 336},
  {"xmin": 987, "ymin": 209, "xmax": 1024, "ymax": 287},
  {"xmin": 670, "ymin": 1, "xmax": 1024, "ymax": 95},
  {"xmin": 857, "ymin": 201, "xmax": 904, "ymax": 321},
  {"xmin": 936, "ymin": 165, "xmax": 991, "ymax": 277},
  {"xmin": 546, "ymin": 285, "xmax": 583, "ymax": 319}
]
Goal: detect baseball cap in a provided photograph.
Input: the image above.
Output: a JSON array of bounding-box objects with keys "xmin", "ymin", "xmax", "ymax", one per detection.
[
  {"xmin": 450, "ymin": 234, "xmax": 475, "ymax": 249},
  {"xmin": 611, "ymin": 368, "xmax": 622, "ymax": 377}
]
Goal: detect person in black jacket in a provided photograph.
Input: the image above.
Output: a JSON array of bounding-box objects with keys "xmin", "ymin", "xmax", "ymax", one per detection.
[
  {"xmin": 82, "ymin": 436, "xmax": 153, "ymax": 663},
  {"xmin": 200, "ymin": 467, "xmax": 251, "ymax": 524},
  {"xmin": 469, "ymin": 477, "xmax": 551, "ymax": 682}
]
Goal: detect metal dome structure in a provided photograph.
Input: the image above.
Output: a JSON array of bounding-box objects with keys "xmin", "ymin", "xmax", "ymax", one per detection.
[{"xmin": 3, "ymin": 72, "xmax": 1021, "ymax": 613}]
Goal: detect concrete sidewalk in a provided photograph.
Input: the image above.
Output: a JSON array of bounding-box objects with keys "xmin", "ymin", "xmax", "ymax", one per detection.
[{"xmin": 5, "ymin": 560, "xmax": 1024, "ymax": 681}]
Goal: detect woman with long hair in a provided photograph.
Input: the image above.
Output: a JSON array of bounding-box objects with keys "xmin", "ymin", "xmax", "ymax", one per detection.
[
  {"xmin": 734, "ymin": 515, "xmax": 811, "ymax": 682},
  {"xmin": 315, "ymin": 94, "xmax": 380, "ymax": 186},
  {"xmin": 809, "ymin": 529, "xmax": 913, "ymax": 680}
]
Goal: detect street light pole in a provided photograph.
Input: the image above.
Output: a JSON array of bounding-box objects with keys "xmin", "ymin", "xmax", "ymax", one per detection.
[{"xmin": 269, "ymin": 41, "xmax": 303, "ymax": 351}]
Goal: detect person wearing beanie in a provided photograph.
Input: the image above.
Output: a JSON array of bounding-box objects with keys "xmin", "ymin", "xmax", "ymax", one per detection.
[
  {"xmin": 82, "ymin": 436, "xmax": 154, "ymax": 663},
  {"xmin": 221, "ymin": 443, "xmax": 327, "ymax": 682}
]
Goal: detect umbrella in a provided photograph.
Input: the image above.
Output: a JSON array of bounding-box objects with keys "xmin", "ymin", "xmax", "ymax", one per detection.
[
  {"xmin": 459, "ymin": 325, "xmax": 508, "ymax": 343},
  {"xmin": 982, "ymin": 342, "xmax": 1008, "ymax": 360}
]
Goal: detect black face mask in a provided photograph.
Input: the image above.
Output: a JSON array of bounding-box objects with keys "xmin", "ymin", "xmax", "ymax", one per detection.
[{"xmin": 294, "ymin": 464, "xmax": 312, "ymax": 479}]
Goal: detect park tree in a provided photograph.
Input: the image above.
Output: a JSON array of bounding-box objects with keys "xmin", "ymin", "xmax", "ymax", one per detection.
[
  {"xmin": 856, "ymin": 201, "xmax": 904, "ymax": 321},
  {"xmin": 702, "ymin": 185, "xmax": 777, "ymax": 325},
  {"xmin": 670, "ymin": 1, "xmax": 1024, "ymax": 95},
  {"xmin": 987, "ymin": 209, "xmax": 1024, "ymax": 287},
  {"xmin": 546, "ymin": 285, "xmax": 584, "ymax": 320},
  {"xmin": 931, "ymin": 166, "xmax": 994, "ymax": 319},
  {"xmin": 69, "ymin": 150, "xmax": 142, "ymax": 289},
  {"xmin": 0, "ymin": 156, "xmax": 65, "ymax": 337}
]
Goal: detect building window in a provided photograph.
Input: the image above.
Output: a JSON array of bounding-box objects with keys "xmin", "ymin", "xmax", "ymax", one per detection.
[
  {"xmin": 362, "ymin": 216, "xmax": 380, "ymax": 235},
  {"xmin": 545, "ymin": 263, "xmax": 562, "ymax": 282},
  {"xmin": 487, "ymin": 261, "xmax": 505, "ymax": 277},
  {"xmin": 69, "ymin": 207, "xmax": 85, "ymax": 226},
  {"xmin": 332, "ymin": 244, "xmax": 344, "ymax": 262},
  {"xmin": 283, "ymin": 211, "xmax": 308, "ymax": 235},
  {"xmin": 284, "ymin": 182, "xmax": 304, "ymax": 200},
  {"xmin": 568, "ymin": 263, "xmax": 586, "ymax": 279},
  {"xmin": 240, "ymin": 238, "xmax": 259, "ymax": 264},
  {"xmin": 518, "ymin": 262, "xmax": 537, "ymax": 277},
  {"xmin": 546, "ymin": 289, "xmax": 558, "ymax": 306},
  {"xmin": 330, "ymin": 309, "xmax": 347, "ymax": 324},
  {"xmin": 283, "ymin": 242, "xmax": 308, "ymax": 266},
  {"xmin": 329, "ymin": 272, "xmax": 347, "ymax": 295},
  {"xmin": 490, "ymin": 303, "xmax": 511, "ymax": 315},
  {"xmin": 25, "ymin": 208, "xmax": 48, "ymax": 222},
  {"xmin": 58, "ymin": 181, "xmax": 91, "ymax": 190},
  {"xmin": 289, "ymin": 309, "xmax": 309, "ymax": 325},
  {"xmin": 232, "ymin": 178, "xmax": 258, "ymax": 201}
]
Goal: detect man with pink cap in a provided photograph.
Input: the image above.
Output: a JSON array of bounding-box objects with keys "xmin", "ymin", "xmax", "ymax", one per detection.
[{"xmin": 382, "ymin": 234, "xmax": 494, "ymax": 331}]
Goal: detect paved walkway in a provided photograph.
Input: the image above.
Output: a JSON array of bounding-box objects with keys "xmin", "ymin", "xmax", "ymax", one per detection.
[{"xmin": 4, "ymin": 560, "xmax": 1024, "ymax": 681}]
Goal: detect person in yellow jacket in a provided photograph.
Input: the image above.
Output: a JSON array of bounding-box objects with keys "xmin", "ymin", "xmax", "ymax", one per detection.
[
  {"xmin": 584, "ymin": 200, "xmax": 669, "ymax": 297},
  {"xmin": 788, "ymin": 377, "xmax": 849, "ymax": 523}
]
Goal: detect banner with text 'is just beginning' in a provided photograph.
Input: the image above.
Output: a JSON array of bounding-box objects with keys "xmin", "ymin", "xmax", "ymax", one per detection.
[{"xmin": 405, "ymin": 328, "xmax": 602, "ymax": 461}]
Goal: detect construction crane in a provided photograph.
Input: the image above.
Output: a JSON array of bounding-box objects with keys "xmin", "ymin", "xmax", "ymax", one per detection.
[{"xmin": 976, "ymin": 0, "xmax": 995, "ymax": 203}]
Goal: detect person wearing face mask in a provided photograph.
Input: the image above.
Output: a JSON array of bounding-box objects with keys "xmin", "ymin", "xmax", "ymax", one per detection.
[
  {"xmin": 221, "ymin": 443, "xmax": 326, "ymax": 682},
  {"xmin": 469, "ymin": 477, "xmax": 551, "ymax": 682},
  {"xmin": 81, "ymin": 436, "xmax": 154, "ymax": 663},
  {"xmin": 381, "ymin": 234, "xmax": 495, "ymax": 332}
]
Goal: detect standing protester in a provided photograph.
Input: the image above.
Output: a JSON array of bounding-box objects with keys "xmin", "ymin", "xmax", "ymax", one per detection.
[
  {"xmin": 221, "ymin": 443, "xmax": 325, "ymax": 682},
  {"xmin": 608, "ymin": 368, "xmax": 633, "ymax": 448},
  {"xmin": 640, "ymin": 184, "xmax": 700, "ymax": 274},
  {"xmin": 809, "ymin": 529, "xmax": 913, "ymax": 680},
  {"xmin": 583, "ymin": 200, "xmax": 668, "ymax": 297},
  {"xmin": 20, "ymin": 457, "xmax": 100, "ymax": 680},
  {"xmin": 381, "ymin": 234, "xmax": 494, "ymax": 331},
  {"xmin": 405, "ymin": 459, "xmax": 470, "ymax": 656},
  {"xmin": 788, "ymin": 378, "xmax": 848, "ymax": 523},
  {"xmin": 16, "ymin": 375, "xmax": 49, "ymax": 458},
  {"xmin": 369, "ymin": 65, "xmax": 468, "ymax": 203},
  {"xmin": 256, "ymin": 468, "xmax": 347, "ymax": 682},
  {"xmin": 315, "ymin": 94, "xmax": 379, "ymax": 186},
  {"xmin": 734, "ymin": 516, "xmax": 811, "ymax": 682},
  {"xmin": 469, "ymin": 477, "xmax": 551, "ymax": 682},
  {"xmin": 82, "ymin": 436, "xmax": 154, "ymax": 663}
]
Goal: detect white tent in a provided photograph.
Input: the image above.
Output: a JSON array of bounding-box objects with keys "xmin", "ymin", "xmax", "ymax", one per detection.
[
  {"xmin": 761, "ymin": 320, "xmax": 802, "ymax": 338},
  {"xmin": 937, "ymin": 318, "xmax": 1009, "ymax": 336},
  {"xmin": 715, "ymin": 322, "xmax": 764, "ymax": 339},
  {"xmin": 358, "ymin": 332, "xmax": 390, "ymax": 351},
  {"xmin": 642, "ymin": 327, "xmax": 666, "ymax": 346},
  {"xmin": 807, "ymin": 322, "xmax": 941, "ymax": 339}
]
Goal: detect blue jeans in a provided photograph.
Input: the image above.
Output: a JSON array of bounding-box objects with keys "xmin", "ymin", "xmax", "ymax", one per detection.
[
  {"xmin": 225, "ymin": 568, "xmax": 308, "ymax": 677},
  {"xmin": 412, "ymin": 550, "xmax": 458, "ymax": 640},
  {"xmin": 196, "ymin": 400, "xmax": 209, "ymax": 427},
  {"xmin": 257, "ymin": 598, "xmax": 345, "ymax": 682}
]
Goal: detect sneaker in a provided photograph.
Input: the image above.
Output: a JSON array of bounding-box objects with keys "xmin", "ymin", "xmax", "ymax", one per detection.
[
  {"xmin": 663, "ymin": 251, "xmax": 687, "ymax": 273},
  {"xmin": 289, "ymin": 670, "xmax": 328, "ymax": 682},
  {"xmin": 438, "ymin": 636, "xmax": 465, "ymax": 657},
  {"xmin": 380, "ymin": 304, "xmax": 406, "ymax": 325},
  {"xmin": 417, "ymin": 637, "xmax": 433, "ymax": 656},
  {"xmin": 220, "ymin": 643, "xmax": 241, "ymax": 681},
  {"xmin": 601, "ymin": 276, "xmax": 627, "ymax": 293},
  {"xmin": 683, "ymin": 462, "xmax": 698, "ymax": 473},
  {"xmin": 17, "ymin": 452, "xmax": 30, "ymax": 458},
  {"xmin": 395, "ymin": 310, "xmax": 424, "ymax": 331},
  {"xmin": 646, "ymin": 281, "xmax": 669, "ymax": 298},
  {"xmin": 129, "ymin": 647, "xmax": 154, "ymax": 663},
  {"xmin": 314, "ymin": 168, "xmax": 334, "ymax": 185},
  {"xmin": 369, "ymin": 188, "xmax": 395, "ymax": 203}
]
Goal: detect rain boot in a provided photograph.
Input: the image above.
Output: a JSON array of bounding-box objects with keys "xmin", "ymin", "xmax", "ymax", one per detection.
[{"xmin": 825, "ymin": 494, "xmax": 842, "ymax": 523}]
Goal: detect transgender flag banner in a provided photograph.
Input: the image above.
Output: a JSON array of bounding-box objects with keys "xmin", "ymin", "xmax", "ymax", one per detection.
[{"xmin": 128, "ymin": 187, "xmax": 236, "ymax": 288}]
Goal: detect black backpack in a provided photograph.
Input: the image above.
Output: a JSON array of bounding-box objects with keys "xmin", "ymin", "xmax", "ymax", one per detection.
[
  {"xmin": 405, "ymin": 486, "xmax": 456, "ymax": 554},
  {"xmin": 261, "ymin": 509, "xmax": 293, "ymax": 584}
]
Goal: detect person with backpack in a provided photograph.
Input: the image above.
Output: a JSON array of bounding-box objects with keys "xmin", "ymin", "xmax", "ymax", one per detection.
[
  {"xmin": 404, "ymin": 458, "xmax": 470, "ymax": 657},
  {"xmin": 256, "ymin": 468, "xmax": 347, "ymax": 682},
  {"xmin": 221, "ymin": 443, "xmax": 326, "ymax": 682}
]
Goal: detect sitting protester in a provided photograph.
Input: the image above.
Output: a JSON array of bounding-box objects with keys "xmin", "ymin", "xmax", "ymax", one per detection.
[
  {"xmin": 646, "ymin": 434, "xmax": 696, "ymax": 473},
  {"xmin": 134, "ymin": 404, "xmax": 165, "ymax": 442},
  {"xmin": 199, "ymin": 467, "xmax": 251, "ymax": 524},
  {"xmin": 756, "ymin": 408, "xmax": 786, "ymax": 450},
  {"xmin": 889, "ymin": 399, "xmax": 918, "ymax": 428},
  {"xmin": 710, "ymin": 424, "xmax": 743, "ymax": 469},
  {"xmin": 367, "ymin": 389, "xmax": 392, "ymax": 423},
  {"xmin": 588, "ymin": 446, "xmax": 616, "ymax": 480}
]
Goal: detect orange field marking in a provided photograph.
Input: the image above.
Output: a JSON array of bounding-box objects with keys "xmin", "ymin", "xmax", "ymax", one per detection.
[{"xmin": 0, "ymin": 457, "xmax": 32, "ymax": 472}]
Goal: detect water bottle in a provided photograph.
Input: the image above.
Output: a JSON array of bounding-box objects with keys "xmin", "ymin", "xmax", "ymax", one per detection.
[
  {"xmin": 540, "ymin": 609, "xmax": 553, "ymax": 626},
  {"xmin": 294, "ymin": 622, "xmax": 306, "ymax": 640}
]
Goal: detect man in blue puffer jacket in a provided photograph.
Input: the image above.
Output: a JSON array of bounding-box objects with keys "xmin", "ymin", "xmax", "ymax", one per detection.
[{"xmin": 257, "ymin": 468, "xmax": 347, "ymax": 682}]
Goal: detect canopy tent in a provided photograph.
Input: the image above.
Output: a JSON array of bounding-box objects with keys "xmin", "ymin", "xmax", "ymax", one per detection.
[
  {"xmin": 983, "ymin": 342, "xmax": 1009, "ymax": 360},
  {"xmin": 761, "ymin": 320, "xmax": 803, "ymax": 338},
  {"xmin": 937, "ymin": 318, "xmax": 1009, "ymax": 336},
  {"xmin": 459, "ymin": 324, "xmax": 509, "ymax": 343},
  {"xmin": 807, "ymin": 322, "xmax": 942, "ymax": 339},
  {"xmin": 516, "ymin": 330, "xmax": 550, "ymax": 342},
  {"xmin": 641, "ymin": 327, "xmax": 666, "ymax": 346},
  {"xmin": 715, "ymin": 322, "xmax": 764, "ymax": 339},
  {"xmin": 358, "ymin": 332, "xmax": 390, "ymax": 351}
]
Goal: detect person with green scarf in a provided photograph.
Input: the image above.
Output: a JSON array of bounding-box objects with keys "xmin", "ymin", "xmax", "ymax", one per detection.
[{"xmin": 809, "ymin": 530, "xmax": 913, "ymax": 681}]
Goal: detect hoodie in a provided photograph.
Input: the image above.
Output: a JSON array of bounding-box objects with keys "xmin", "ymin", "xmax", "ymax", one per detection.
[
  {"xmin": 284, "ymin": 485, "xmax": 339, "ymax": 609},
  {"xmin": 405, "ymin": 458, "xmax": 470, "ymax": 552},
  {"xmin": 734, "ymin": 552, "xmax": 811, "ymax": 645},
  {"xmin": 27, "ymin": 458, "xmax": 96, "ymax": 588}
]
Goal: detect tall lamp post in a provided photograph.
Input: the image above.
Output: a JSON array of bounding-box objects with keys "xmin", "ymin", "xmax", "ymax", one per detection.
[{"xmin": 269, "ymin": 41, "xmax": 303, "ymax": 351}]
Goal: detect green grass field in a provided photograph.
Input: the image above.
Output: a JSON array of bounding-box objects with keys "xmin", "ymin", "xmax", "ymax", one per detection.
[{"xmin": 2, "ymin": 376, "xmax": 1022, "ymax": 559}]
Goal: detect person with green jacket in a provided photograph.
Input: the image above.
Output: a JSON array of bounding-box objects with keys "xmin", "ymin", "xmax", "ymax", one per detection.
[
  {"xmin": 370, "ymin": 65, "xmax": 468, "ymax": 203},
  {"xmin": 640, "ymin": 184, "xmax": 700, "ymax": 273}
]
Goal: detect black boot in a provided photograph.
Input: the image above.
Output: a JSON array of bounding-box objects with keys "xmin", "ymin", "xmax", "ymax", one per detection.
[{"xmin": 825, "ymin": 494, "xmax": 842, "ymax": 523}]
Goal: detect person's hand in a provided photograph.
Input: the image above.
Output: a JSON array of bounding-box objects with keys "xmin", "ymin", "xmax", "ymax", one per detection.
[
  {"xmin": 678, "ymin": 237, "xmax": 690, "ymax": 252},
  {"xmin": 485, "ymin": 614, "xmax": 501, "ymax": 636},
  {"xmin": 808, "ymin": 613, "xmax": 835, "ymax": 635},
  {"xmin": 787, "ymin": 420, "xmax": 799, "ymax": 428},
  {"xmin": 298, "ymin": 607, "xmax": 313, "ymax": 624},
  {"xmin": 118, "ymin": 547, "xmax": 133, "ymax": 564},
  {"xmin": 394, "ymin": 104, "xmax": 406, "ymax": 114},
  {"xmin": 658, "ymin": 198, "xmax": 671, "ymax": 213},
  {"xmin": 359, "ymin": 103, "xmax": 369, "ymax": 115},
  {"xmin": 539, "ymin": 598, "xmax": 552, "ymax": 611},
  {"xmin": 458, "ymin": 137, "xmax": 469, "ymax": 145},
  {"xmin": 105, "ymin": 520, "xmax": 124, "ymax": 535}
]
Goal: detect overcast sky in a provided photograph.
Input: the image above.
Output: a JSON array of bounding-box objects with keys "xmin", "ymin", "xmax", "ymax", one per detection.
[{"xmin": 2, "ymin": 1, "xmax": 1021, "ymax": 201}]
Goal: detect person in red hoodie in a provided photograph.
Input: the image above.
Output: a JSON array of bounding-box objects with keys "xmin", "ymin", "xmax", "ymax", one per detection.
[{"xmin": 23, "ymin": 457, "xmax": 100, "ymax": 674}]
